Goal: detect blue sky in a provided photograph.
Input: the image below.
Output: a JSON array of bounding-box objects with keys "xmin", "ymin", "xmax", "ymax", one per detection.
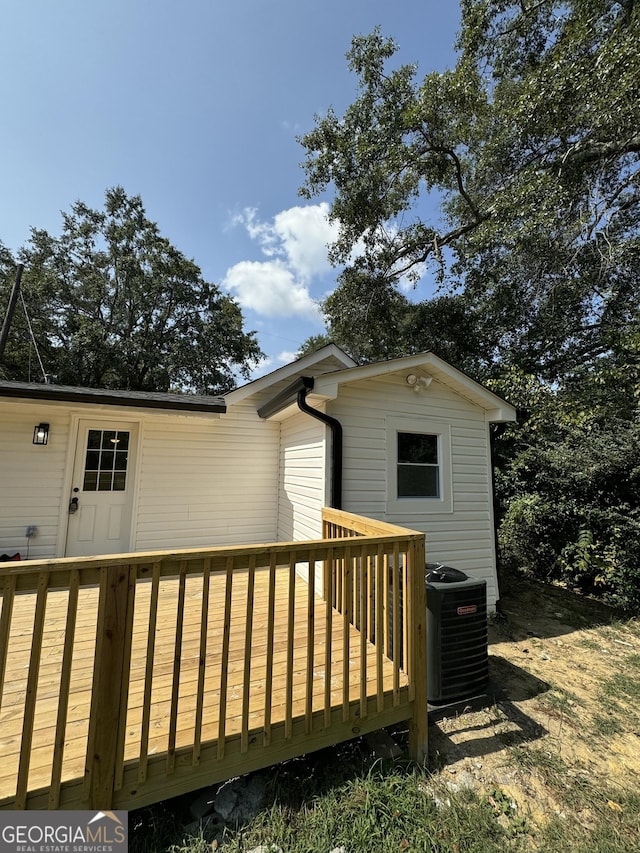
[{"xmin": 1, "ymin": 1, "xmax": 461, "ymax": 377}]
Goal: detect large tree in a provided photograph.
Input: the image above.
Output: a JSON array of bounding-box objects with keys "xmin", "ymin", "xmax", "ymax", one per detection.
[
  {"xmin": 488, "ymin": 351, "xmax": 640, "ymax": 610},
  {"xmin": 299, "ymin": 1, "xmax": 639, "ymax": 380},
  {"xmin": 299, "ymin": 2, "xmax": 640, "ymax": 609},
  {"xmin": 0, "ymin": 188, "xmax": 262, "ymax": 393}
]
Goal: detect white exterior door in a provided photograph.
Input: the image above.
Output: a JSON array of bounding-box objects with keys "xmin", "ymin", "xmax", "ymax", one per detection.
[{"xmin": 65, "ymin": 420, "xmax": 138, "ymax": 557}]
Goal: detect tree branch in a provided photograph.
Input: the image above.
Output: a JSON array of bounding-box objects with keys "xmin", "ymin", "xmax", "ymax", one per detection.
[
  {"xmin": 414, "ymin": 133, "xmax": 485, "ymax": 223},
  {"xmin": 387, "ymin": 214, "xmax": 490, "ymax": 282},
  {"xmin": 560, "ymin": 133, "xmax": 640, "ymax": 172},
  {"xmin": 500, "ymin": 1, "xmax": 553, "ymax": 35}
]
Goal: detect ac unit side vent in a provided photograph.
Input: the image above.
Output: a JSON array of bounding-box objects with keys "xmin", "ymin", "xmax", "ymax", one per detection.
[{"xmin": 427, "ymin": 571, "xmax": 489, "ymax": 704}]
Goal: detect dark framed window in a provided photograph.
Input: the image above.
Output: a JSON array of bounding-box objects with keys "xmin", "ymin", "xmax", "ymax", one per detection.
[{"xmin": 397, "ymin": 432, "xmax": 440, "ymax": 498}]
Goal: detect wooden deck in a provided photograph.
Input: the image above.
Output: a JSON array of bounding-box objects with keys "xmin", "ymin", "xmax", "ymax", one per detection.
[{"xmin": 0, "ymin": 510, "xmax": 427, "ymax": 811}]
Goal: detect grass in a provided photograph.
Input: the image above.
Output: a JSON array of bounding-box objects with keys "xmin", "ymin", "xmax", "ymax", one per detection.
[
  {"xmin": 591, "ymin": 712, "xmax": 624, "ymax": 736},
  {"xmin": 606, "ymin": 656, "xmax": 640, "ymax": 701},
  {"xmin": 507, "ymin": 745, "xmax": 640, "ymax": 853},
  {"xmin": 128, "ymin": 733, "xmax": 639, "ymax": 853},
  {"xmin": 593, "ymin": 652, "xmax": 640, "ymax": 736},
  {"xmin": 577, "ymin": 637, "xmax": 603, "ymax": 651},
  {"xmin": 534, "ymin": 686, "xmax": 582, "ymax": 725},
  {"xmin": 129, "ymin": 740, "xmax": 533, "ymax": 852},
  {"xmin": 127, "ymin": 584, "xmax": 640, "ymax": 853},
  {"xmin": 203, "ymin": 760, "xmax": 529, "ymax": 853}
]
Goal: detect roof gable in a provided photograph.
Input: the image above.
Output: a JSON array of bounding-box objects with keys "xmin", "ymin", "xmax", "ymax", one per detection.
[
  {"xmin": 247, "ymin": 349, "xmax": 516, "ymax": 424},
  {"xmin": 225, "ymin": 344, "xmax": 356, "ymax": 407},
  {"xmin": 309, "ymin": 353, "xmax": 516, "ymax": 422}
]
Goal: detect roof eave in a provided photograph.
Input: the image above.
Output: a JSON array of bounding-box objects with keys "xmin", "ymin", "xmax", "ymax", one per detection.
[{"xmin": 0, "ymin": 382, "xmax": 226, "ymax": 414}]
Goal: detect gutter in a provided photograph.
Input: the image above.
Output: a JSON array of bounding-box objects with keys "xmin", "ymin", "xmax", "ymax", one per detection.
[
  {"xmin": 297, "ymin": 381, "xmax": 343, "ymax": 510},
  {"xmin": 257, "ymin": 376, "xmax": 343, "ymax": 509}
]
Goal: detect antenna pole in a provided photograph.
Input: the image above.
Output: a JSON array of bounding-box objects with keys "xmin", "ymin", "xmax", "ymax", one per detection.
[{"xmin": 0, "ymin": 263, "xmax": 24, "ymax": 362}]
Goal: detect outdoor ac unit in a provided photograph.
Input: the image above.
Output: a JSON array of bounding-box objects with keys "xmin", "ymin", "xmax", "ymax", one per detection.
[{"xmin": 426, "ymin": 564, "xmax": 489, "ymax": 704}]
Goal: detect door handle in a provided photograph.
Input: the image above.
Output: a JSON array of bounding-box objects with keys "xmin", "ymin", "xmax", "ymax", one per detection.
[{"xmin": 69, "ymin": 497, "xmax": 79, "ymax": 514}]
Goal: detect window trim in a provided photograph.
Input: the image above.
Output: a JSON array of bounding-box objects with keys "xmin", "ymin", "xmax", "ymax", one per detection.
[{"xmin": 386, "ymin": 416, "xmax": 453, "ymax": 515}]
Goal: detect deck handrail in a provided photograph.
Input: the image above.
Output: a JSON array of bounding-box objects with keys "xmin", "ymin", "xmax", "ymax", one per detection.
[{"xmin": 0, "ymin": 510, "xmax": 427, "ymax": 810}]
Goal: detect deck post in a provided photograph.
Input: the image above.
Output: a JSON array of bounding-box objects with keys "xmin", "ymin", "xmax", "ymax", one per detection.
[
  {"xmin": 84, "ymin": 563, "xmax": 136, "ymax": 808},
  {"xmin": 407, "ymin": 534, "xmax": 428, "ymax": 764}
]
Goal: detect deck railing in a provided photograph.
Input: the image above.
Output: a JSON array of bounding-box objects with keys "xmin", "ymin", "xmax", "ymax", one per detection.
[{"xmin": 0, "ymin": 509, "xmax": 426, "ymax": 811}]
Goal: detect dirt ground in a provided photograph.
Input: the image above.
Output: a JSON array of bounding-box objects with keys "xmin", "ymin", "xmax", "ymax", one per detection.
[
  {"xmin": 130, "ymin": 575, "xmax": 640, "ymax": 850},
  {"xmin": 427, "ymin": 575, "xmax": 640, "ymax": 827}
]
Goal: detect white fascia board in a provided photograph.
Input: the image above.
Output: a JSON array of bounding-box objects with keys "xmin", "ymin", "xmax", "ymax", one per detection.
[
  {"xmin": 307, "ymin": 382, "xmax": 338, "ymax": 402},
  {"xmin": 484, "ymin": 407, "xmax": 516, "ymax": 423}
]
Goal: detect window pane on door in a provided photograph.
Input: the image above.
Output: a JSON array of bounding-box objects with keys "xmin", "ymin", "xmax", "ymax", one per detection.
[{"xmin": 83, "ymin": 429, "xmax": 130, "ymax": 491}]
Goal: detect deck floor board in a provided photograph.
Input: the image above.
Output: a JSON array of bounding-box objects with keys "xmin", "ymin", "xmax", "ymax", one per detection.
[{"xmin": 0, "ymin": 567, "xmax": 406, "ymax": 804}]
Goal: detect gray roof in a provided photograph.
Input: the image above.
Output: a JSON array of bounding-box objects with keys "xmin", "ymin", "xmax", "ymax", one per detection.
[{"xmin": 0, "ymin": 380, "xmax": 226, "ymax": 413}]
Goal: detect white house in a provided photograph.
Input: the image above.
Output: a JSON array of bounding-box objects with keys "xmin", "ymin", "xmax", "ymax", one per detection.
[{"xmin": 0, "ymin": 345, "xmax": 516, "ymax": 607}]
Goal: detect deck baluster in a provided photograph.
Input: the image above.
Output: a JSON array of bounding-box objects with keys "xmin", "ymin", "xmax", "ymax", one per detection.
[
  {"xmin": 341, "ymin": 545, "xmax": 352, "ymax": 722},
  {"xmin": 241, "ymin": 555, "xmax": 256, "ymax": 753},
  {"xmin": 284, "ymin": 554, "xmax": 296, "ymax": 739},
  {"xmin": 0, "ymin": 509, "xmax": 427, "ymax": 810},
  {"xmin": 48, "ymin": 570, "xmax": 80, "ymax": 808},
  {"xmin": 193, "ymin": 558, "xmax": 211, "ymax": 766},
  {"xmin": 16, "ymin": 571, "xmax": 49, "ymax": 808},
  {"xmin": 305, "ymin": 551, "xmax": 316, "ymax": 734},
  {"xmin": 217, "ymin": 556, "xmax": 234, "ymax": 759},
  {"xmin": 138, "ymin": 561, "xmax": 161, "ymax": 782},
  {"xmin": 263, "ymin": 551, "xmax": 277, "ymax": 745}
]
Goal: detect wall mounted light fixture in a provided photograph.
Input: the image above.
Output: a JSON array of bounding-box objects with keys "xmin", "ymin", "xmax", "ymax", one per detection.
[
  {"xmin": 33, "ymin": 423, "xmax": 50, "ymax": 445},
  {"xmin": 405, "ymin": 374, "xmax": 432, "ymax": 392}
]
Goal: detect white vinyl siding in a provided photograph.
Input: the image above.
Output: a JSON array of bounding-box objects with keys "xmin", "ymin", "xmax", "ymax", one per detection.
[
  {"xmin": 134, "ymin": 400, "xmax": 280, "ymax": 551},
  {"xmin": 277, "ymin": 410, "xmax": 325, "ymax": 542},
  {"xmin": 1, "ymin": 399, "xmax": 281, "ymax": 560},
  {"xmin": 1, "ymin": 357, "xmax": 504, "ymax": 610},
  {"xmin": 0, "ymin": 402, "xmax": 71, "ymax": 559},
  {"xmin": 327, "ymin": 373, "xmax": 500, "ymax": 606}
]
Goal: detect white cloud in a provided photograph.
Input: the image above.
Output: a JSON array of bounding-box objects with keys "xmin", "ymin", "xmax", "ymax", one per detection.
[
  {"xmin": 226, "ymin": 203, "xmax": 423, "ymax": 324},
  {"xmin": 271, "ymin": 204, "xmax": 338, "ymax": 280},
  {"xmin": 276, "ymin": 350, "xmax": 299, "ymax": 364},
  {"xmin": 224, "ymin": 203, "xmax": 340, "ymax": 322},
  {"xmin": 223, "ymin": 259, "xmax": 322, "ymax": 321},
  {"xmin": 281, "ymin": 119, "xmax": 303, "ymax": 134},
  {"xmin": 234, "ymin": 203, "xmax": 339, "ymax": 281}
]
